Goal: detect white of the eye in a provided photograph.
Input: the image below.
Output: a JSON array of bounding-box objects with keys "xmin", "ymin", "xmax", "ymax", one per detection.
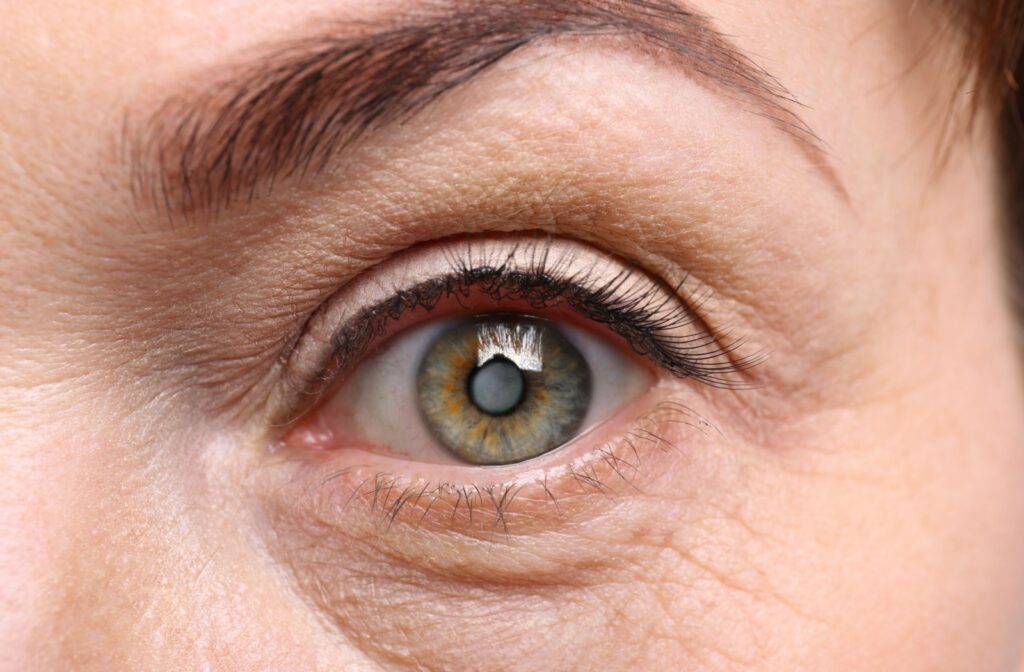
[
  {"xmin": 559, "ymin": 324, "xmax": 651, "ymax": 432},
  {"xmin": 329, "ymin": 318, "xmax": 651, "ymax": 464}
]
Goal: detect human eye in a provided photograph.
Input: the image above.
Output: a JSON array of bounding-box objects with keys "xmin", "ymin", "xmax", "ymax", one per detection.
[
  {"xmin": 297, "ymin": 311, "xmax": 654, "ymax": 465},
  {"xmin": 272, "ymin": 235, "xmax": 753, "ymax": 532}
]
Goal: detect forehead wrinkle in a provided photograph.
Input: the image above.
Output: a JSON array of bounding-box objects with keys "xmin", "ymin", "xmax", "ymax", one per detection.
[{"xmin": 123, "ymin": 0, "xmax": 839, "ymax": 224}]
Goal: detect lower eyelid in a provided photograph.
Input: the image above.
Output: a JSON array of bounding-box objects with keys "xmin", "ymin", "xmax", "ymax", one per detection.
[
  {"xmin": 256, "ymin": 386, "xmax": 735, "ymax": 669},
  {"xmin": 270, "ymin": 386, "xmax": 710, "ymax": 539}
]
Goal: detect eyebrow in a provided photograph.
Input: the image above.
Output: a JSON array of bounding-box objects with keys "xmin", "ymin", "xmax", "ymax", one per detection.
[{"xmin": 125, "ymin": 0, "xmax": 840, "ymax": 221}]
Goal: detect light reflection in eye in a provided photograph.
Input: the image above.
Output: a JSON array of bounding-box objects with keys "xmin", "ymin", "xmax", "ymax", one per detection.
[
  {"xmin": 299, "ymin": 313, "xmax": 654, "ymax": 466},
  {"xmin": 475, "ymin": 322, "xmax": 544, "ymax": 371}
]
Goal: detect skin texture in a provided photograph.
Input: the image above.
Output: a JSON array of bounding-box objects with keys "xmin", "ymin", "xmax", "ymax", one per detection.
[{"xmin": 1, "ymin": 1, "xmax": 1024, "ymax": 670}]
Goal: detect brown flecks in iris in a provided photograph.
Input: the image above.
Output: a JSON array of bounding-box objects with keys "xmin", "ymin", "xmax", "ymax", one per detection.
[
  {"xmin": 416, "ymin": 318, "xmax": 591, "ymax": 465},
  {"xmin": 466, "ymin": 419, "xmax": 490, "ymax": 442},
  {"xmin": 449, "ymin": 349, "xmax": 473, "ymax": 371}
]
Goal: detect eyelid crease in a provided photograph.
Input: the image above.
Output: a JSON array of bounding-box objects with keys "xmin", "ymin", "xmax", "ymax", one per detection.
[{"xmin": 274, "ymin": 235, "xmax": 760, "ymax": 426}]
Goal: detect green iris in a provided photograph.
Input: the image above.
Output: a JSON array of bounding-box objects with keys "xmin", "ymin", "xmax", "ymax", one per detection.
[{"xmin": 416, "ymin": 317, "xmax": 592, "ymax": 465}]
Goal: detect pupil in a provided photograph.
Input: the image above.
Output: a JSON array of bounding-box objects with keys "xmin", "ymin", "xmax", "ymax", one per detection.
[{"xmin": 468, "ymin": 357, "xmax": 525, "ymax": 416}]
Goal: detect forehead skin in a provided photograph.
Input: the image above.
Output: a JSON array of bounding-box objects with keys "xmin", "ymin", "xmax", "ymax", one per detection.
[{"xmin": 1, "ymin": 1, "xmax": 1024, "ymax": 671}]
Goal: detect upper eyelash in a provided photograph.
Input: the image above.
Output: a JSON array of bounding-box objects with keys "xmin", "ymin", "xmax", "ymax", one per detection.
[{"xmin": 312, "ymin": 236, "xmax": 760, "ymax": 395}]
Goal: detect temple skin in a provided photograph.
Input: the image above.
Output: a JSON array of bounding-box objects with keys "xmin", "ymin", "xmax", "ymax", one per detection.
[{"xmin": 1, "ymin": 1, "xmax": 1024, "ymax": 671}]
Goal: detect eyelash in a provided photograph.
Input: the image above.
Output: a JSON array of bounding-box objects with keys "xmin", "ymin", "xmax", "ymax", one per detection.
[
  {"xmin": 277, "ymin": 236, "xmax": 754, "ymax": 534},
  {"xmin": 297, "ymin": 237, "xmax": 756, "ymax": 403},
  {"xmin": 313, "ymin": 399, "xmax": 716, "ymax": 536}
]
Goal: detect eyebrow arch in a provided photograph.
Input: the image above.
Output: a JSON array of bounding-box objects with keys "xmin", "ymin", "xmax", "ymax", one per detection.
[{"xmin": 125, "ymin": 0, "xmax": 842, "ymax": 221}]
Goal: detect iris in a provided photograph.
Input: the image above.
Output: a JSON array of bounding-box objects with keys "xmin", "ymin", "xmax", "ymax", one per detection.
[{"xmin": 416, "ymin": 317, "xmax": 592, "ymax": 465}]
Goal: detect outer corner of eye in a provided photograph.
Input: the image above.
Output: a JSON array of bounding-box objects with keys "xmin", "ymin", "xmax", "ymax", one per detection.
[{"xmin": 282, "ymin": 313, "xmax": 655, "ymax": 468}]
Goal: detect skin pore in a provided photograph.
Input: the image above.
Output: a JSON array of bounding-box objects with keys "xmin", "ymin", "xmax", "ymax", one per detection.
[{"xmin": 2, "ymin": 1, "xmax": 1024, "ymax": 670}]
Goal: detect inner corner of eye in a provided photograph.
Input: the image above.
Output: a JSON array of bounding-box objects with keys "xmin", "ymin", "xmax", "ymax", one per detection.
[{"xmin": 290, "ymin": 313, "xmax": 654, "ymax": 467}]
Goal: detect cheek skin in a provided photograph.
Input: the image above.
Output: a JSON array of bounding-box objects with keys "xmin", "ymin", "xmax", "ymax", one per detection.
[
  {"xmin": 258, "ymin": 387, "xmax": 798, "ymax": 671},
  {"xmin": 715, "ymin": 143, "xmax": 1024, "ymax": 670},
  {"xmin": 15, "ymin": 423, "xmax": 345, "ymax": 671}
]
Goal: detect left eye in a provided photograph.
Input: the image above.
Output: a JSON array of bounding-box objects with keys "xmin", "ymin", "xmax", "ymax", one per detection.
[{"xmin": 293, "ymin": 313, "xmax": 654, "ymax": 466}]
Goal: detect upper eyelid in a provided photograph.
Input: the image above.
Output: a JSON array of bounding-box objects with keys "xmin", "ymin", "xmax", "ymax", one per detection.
[{"xmin": 272, "ymin": 235, "xmax": 757, "ymax": 425}]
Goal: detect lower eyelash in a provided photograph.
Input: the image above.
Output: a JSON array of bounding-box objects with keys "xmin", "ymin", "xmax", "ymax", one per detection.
[{"xmin": 308, "ymin": 399, "xmax": 718, "ymax": 537}]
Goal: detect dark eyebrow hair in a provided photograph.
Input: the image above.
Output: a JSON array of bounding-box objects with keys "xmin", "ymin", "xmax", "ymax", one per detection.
[{"xmin": 125, "ymin": 0, "xmax": 839, "ymax": 221}]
